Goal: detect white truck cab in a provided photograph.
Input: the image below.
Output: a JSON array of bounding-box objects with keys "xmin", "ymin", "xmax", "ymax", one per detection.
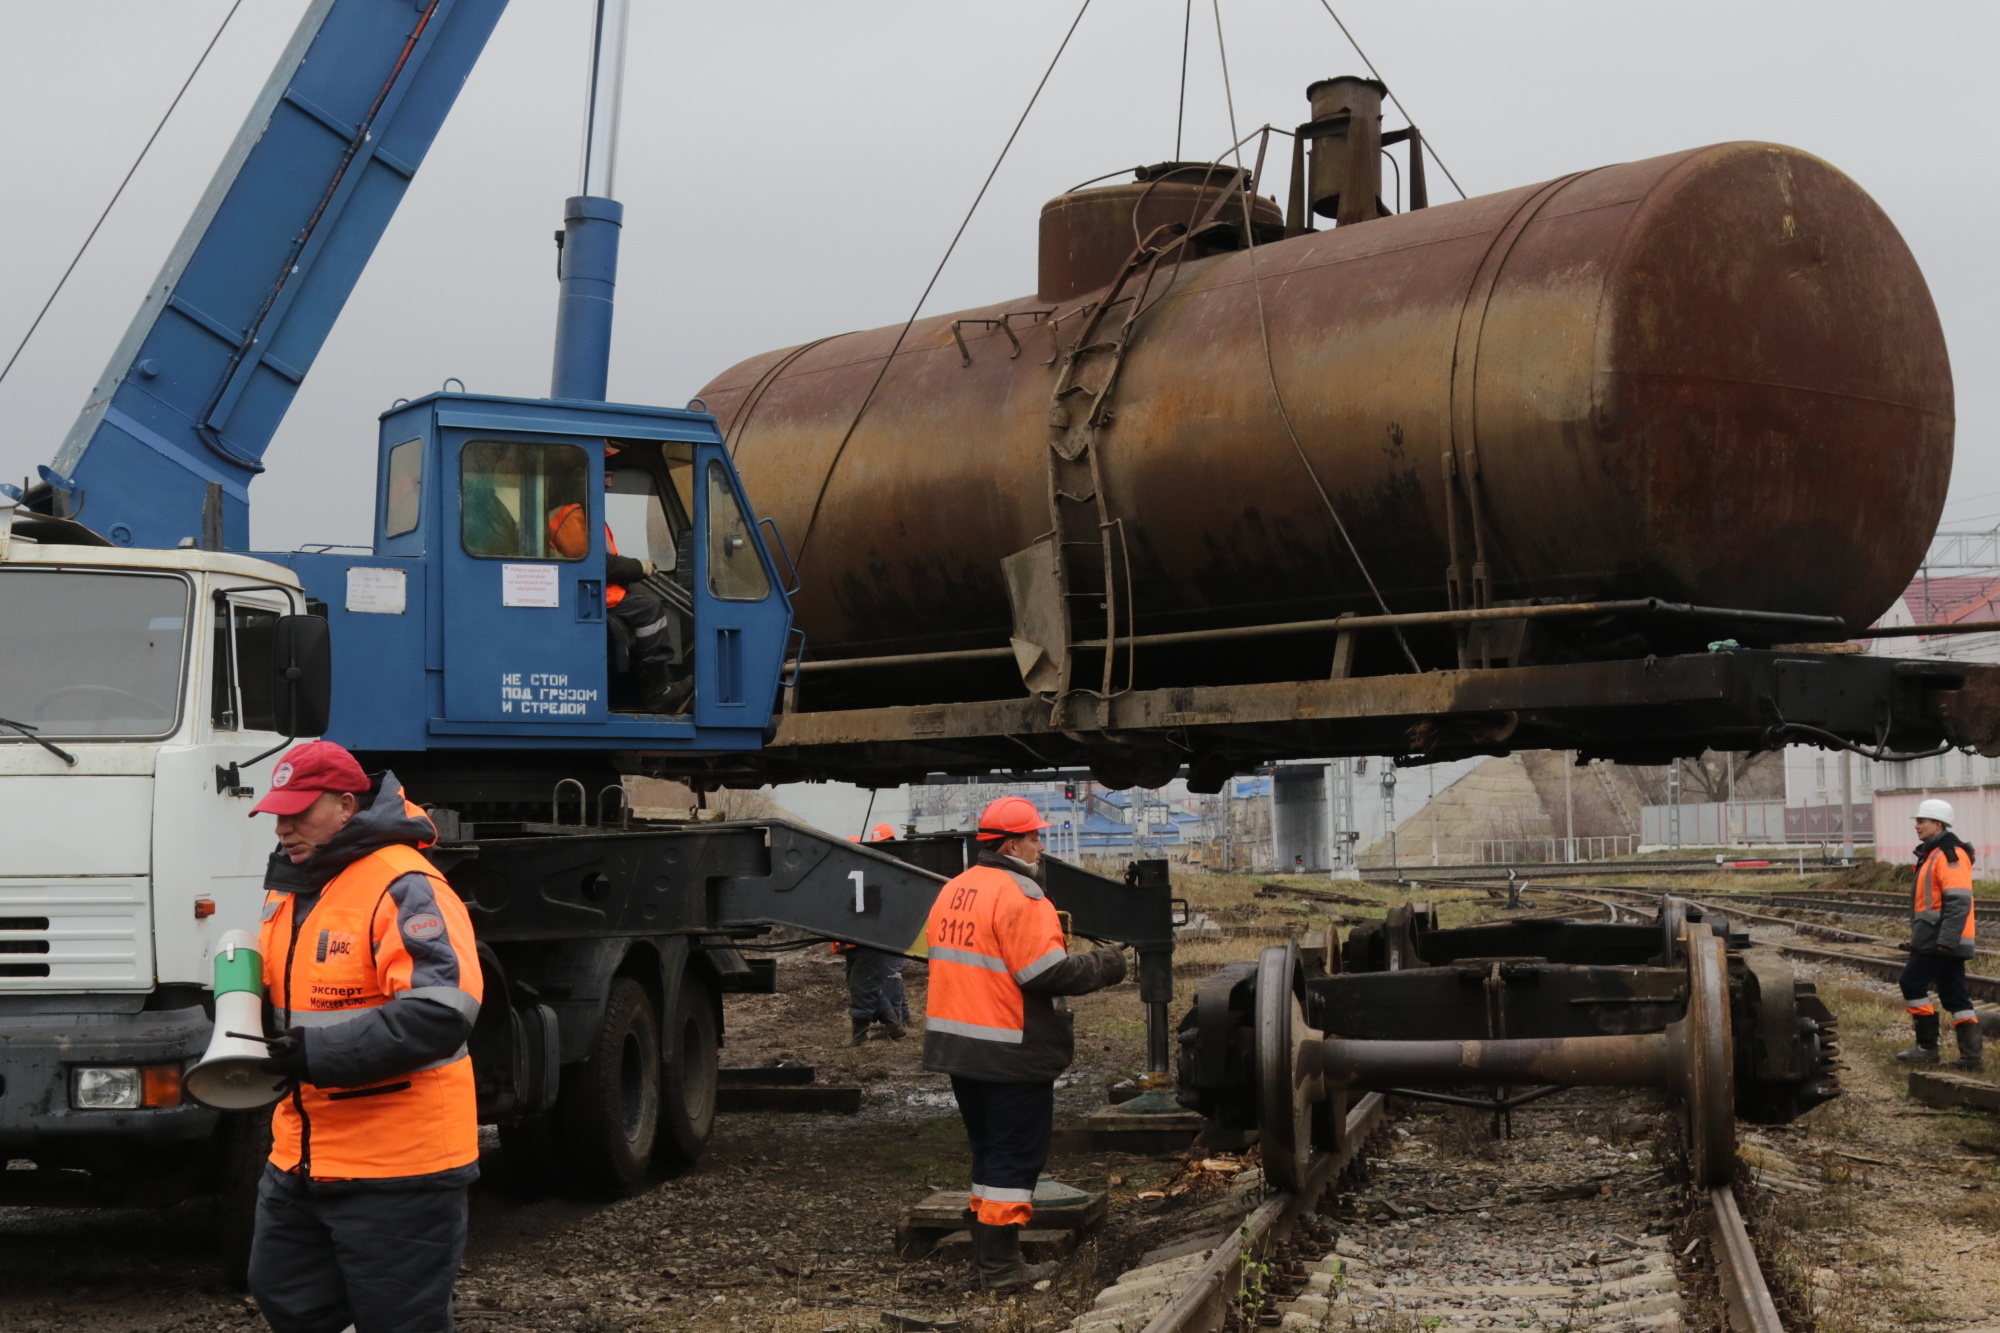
[{"xmin": 0, "ymin": 523, "xmax": 321, "ymax": 1203}]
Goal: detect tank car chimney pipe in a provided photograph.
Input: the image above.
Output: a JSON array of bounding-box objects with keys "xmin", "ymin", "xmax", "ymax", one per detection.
[
  {"xmin": 1306, "ymin": 76, "xmax": 1387, "ymax": 226},
  {"xmin": 551, "ymin": 0, "xmax": 631, "ymax": 401}
]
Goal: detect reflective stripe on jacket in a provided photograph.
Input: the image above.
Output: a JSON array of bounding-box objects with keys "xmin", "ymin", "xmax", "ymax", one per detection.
[
  {"xmin": 261, "ymin": 839, "xmax": 483, "ymax": 1180},
  {"xmin": 1914, "ymin": 838, "xmax": 1978, "ymax": 959},
  {"xmin": 547, "ymin": 502, "xmax": 627, "ymax": 608},
  {"xmin": 921, "ymin": 857, "xmax": 1108, "ymax": 1082}
]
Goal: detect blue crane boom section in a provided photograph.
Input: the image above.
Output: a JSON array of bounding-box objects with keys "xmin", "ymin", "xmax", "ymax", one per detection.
[
  {"xmin": 49, "ymin": 0, "xmax": 510, "ymax": 552},
  {"xmin": 30, "ymin": 0, "xmax": 796, "ymax": 756}
]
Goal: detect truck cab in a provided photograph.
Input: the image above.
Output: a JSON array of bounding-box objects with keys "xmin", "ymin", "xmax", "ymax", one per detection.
[
  {"xmin": 268, "ymin": 392, "xmax": 794, "ymax": 758},
  {"xmin": 0, "ymin": 527, "xmax": 316, "ymax": 1203}
]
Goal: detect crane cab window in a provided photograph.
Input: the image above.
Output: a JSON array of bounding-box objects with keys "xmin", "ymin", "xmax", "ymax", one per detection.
[
  {"xmin": 706, "ymin": 460, "xmax": 770, "ymax": 601},
  {"xmin": 603, "ymin": 443, "xmax": 691, "ymax": 569},
  {"xmin": 383, "ymin": 439, "xmax": 423, "ymax": 537},
  {"xmin": 459, "ymin": 441, "xmax": 588, "ymax": 559}
]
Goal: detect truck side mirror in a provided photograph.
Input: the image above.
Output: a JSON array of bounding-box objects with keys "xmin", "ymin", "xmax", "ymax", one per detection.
[{"xmin": 270, "ymin": 614, "xmax": 332, "ymax": 737}]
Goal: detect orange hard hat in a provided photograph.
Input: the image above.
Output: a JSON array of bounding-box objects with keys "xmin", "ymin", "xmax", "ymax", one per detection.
[
  {"xmin": 869, "ymin": 823, "xmax": 895, "ymax": 841},
  {"xmin": 976, "ymin": 795, "xmax": 1053, "ymax": 840}
]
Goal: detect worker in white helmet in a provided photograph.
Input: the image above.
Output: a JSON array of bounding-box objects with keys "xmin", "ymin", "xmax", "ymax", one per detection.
[{"xmin": 1897, "ymin": 797, "xmax": 1983, "ymax": 1068}]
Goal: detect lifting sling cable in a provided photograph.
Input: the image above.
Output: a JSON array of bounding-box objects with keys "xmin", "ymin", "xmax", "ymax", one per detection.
[
  {"xmin": 790, "ymin": 0, "xmax": 1095, "ymax": 571},
  {"xmin": 1211, "ymin": 0, "xmax": 1421, "ymax": 672},
  {"xmin": 1311, "ymin": 0, "xmax": 1467, "ymax": 200},
  {"xmin": 0, "ymin": 0, "xmax": 247, "ymax": 391}
]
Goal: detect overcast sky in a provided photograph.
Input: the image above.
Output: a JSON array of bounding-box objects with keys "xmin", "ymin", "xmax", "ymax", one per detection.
[{"xmin": 1, "ymin": 1, "xmax": 1994, "ymax": 549}]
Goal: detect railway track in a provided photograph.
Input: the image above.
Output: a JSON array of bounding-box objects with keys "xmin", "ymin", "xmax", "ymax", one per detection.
[
  {"xmin": 1474, "ymin": 880, "xmax": 2000, "ymax": 1005},
  {"xmin": 1065, "ymin": 880, "xmax": 1800, "ymax": 1332},
  {"xmin": 1060, "ymin": 1090, "xmax": 1783, "ymax": 1332}
]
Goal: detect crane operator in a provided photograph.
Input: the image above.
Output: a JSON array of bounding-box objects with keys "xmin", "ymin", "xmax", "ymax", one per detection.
[
  {"xmin": 923, "ymin": 797, "xmax": 1127, "ymax": 1291},
  {"xmin": 548, "ymin": 444, "xmax": 682, "ymax": 712}
]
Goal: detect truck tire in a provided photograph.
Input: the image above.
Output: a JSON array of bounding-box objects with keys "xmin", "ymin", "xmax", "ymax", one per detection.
[
  {"xmin": 654, "ymin": 973, "xmax": 718, "ymax": 1173},
  {"xmin": 213, "ymin": 1110, "xmax": 272, "ymax": 1290},
  {"xmin": 559, "ymin": 977, "xmax": 661, "ymax": 1193}
]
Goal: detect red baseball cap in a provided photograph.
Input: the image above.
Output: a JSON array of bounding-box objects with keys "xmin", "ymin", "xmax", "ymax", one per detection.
[{"xmin": 249, "ymin": 741, "xmax": 370, "ymax": 817}]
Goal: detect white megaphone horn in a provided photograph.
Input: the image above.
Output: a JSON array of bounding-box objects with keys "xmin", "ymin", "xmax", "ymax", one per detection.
[{"xmin": 186, "ymin": 929, "xmax": 290, "ymax": 1111}]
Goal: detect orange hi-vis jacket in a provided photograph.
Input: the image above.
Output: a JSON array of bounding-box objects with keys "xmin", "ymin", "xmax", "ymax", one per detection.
[
  {"xmin": 921, "ymin": 857, "xmax": 1112, "ymax": 1083},
  {"xmin": 547, "ymin": 502, "xmax": 626, "ymax": 608},
  {"xmin": 1913, "ymin": 835, "xmax": 1977, "ymax": 960},
  {"xmin": 260, "ymin": 823, "xmax": 483, "ymax": 1181}
]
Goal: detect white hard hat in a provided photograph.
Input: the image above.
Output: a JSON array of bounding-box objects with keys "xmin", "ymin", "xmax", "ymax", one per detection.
[{"xmin": 1917, "ymin": 798, "xmax": 1955, "ymax": 826}]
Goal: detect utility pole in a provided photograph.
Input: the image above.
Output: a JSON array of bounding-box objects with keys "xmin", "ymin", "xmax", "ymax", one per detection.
[
  {"xmin": 1726, "ymin": 753, "xmax": 1736, "ymax": 845},
  {"xmin": 1382, "ymin": 767, "xmax": 1399, "ymax": 877},
  {"xmin": 1564, "ymin": 752, "xmax": 1575, "ymax": 863},
  {"xmin": 1839, "ymin": 750, "xmax": 1854, "ymax": 863},
  {"xmin": 1667, "ymin": 760, "xmax": 1682, "ymax": 850}
]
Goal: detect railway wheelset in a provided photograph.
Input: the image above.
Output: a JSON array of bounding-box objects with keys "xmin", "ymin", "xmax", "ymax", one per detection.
[{"xmin": 1176, "ymin": 899, "xmax": 1842, "ymax": 1188}]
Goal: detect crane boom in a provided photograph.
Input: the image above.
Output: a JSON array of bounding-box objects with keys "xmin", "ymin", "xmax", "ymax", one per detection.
[{"xmin": 45, "ymin": 0, "xmax": 509, "ymax": 551}]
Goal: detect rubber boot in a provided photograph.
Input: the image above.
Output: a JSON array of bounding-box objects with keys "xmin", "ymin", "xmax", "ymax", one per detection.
[
  {"xmin": 844, "ymin": 1017, "xmax": 871, "ymax": 1047},
  {"xmin": 1896, "ymin": 1013, "xmax": 1941, "ymax": 1064},
  {"xmin": 1954, "ymin": 1018, "xmax": 1985, "ymax": 1071},
  {"xmin": 971, "ymin": 1219, "xmax": 1060, "ymax": 1292},
  {"xmin": 880, "ymin": 1017, "xmax": 907, "ymax": 1041}
]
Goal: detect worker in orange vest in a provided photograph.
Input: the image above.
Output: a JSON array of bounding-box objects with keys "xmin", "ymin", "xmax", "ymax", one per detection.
[
  {"xmin": 1897, "ymin": 798, "xmax": 1982, "ymax": 1068},
  {"xmin": 837, "ymin": 823, "xmax": 910, "ymax": 1044},
  {"xmin": 548, "ymin": 445, "xmax": 683, "ymax": 711},
  {"xmin": 923, "ymin": 796, "xmax": 1126, "ymax": 1290},
  {"xmin": 243, "ymin": 741, "xmax": 484, "ymax": 1332}
]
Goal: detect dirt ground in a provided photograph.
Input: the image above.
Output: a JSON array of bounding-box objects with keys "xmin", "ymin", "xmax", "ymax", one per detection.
[
  {"xmin": 1725, "ymin": 943, "xmax": 2000, "ymax": 1331},
  {"xmin": 6, "ymin": 870, "xmax": 2000, "ymax": 1332},
  {"xmin": 0, "ymin": 872, "xmax": 1324, "ymax": 1333}
]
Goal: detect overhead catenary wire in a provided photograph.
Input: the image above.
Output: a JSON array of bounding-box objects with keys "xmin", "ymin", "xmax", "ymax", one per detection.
[
  {"xmin": 1209, "ymin": 0, "xmax": 1421, "ymax": 673},
  {"xmin": 0, "ymin": 0, "xmax": 246, "ymax": 391},
  {"xmin": 790, "ymin": 0, "xmax": 1095, "ymax": 569},
  {"xmin": 1311, "ymin": 0, "xmax": 1466, "ymax": 201}
]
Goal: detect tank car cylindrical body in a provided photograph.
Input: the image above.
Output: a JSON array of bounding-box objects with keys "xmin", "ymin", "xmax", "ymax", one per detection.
[{"xmin": 700, "ymin": 141, "xmax": 1951, "ymax": 706}]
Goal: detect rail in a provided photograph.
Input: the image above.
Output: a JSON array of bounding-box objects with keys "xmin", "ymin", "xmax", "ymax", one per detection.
[
  {"xmin": 1140, "ymin": 1093, "xmax": 1386, "ymax": 1333},
  {"xmin": 1711, "ymin": 1186, "xmax": 1786, "ymax": 1333},
  {"xmin": 1135, "ymin": 1084, "xmax": 1785, "ymax": 1332}
]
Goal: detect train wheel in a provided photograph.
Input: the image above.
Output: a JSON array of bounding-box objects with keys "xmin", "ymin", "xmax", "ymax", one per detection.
[
  {"xmin": 654, "ymin": 974, "xmax": 718, "ymax": 1174},
  {"xmin": 560, "ymin": 977, "xmax": 661, "ymax": 1193},
  {"xmin": 1255, "ymin": 942, "xmax": 1319, "ymax": 1192},
  {"xmin": 1668, "ymin": 923, "xmax": 1736, "ymax": 1187}
]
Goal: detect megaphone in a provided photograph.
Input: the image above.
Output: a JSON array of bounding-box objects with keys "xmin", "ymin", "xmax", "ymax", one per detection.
[{"xmin": 187, "ymin": 929, "xmax": 289, "ymax": 1111}]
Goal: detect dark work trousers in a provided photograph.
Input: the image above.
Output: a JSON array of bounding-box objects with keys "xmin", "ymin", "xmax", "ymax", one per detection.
[
  {"xmin": 610, "ymin": 582, "xmax": 674, "ymax": 666},
  {"xmin": 949, "ymin": 1075, "xmax": 1054, "ymax": 1226},
  {"xmin": 248, "ymin": 1166, "xmax": 467, "ymax": 1333},
  {"xmin": 845, "ymin": 947, "xmax": 908, "ymax": 1024},
  {"xmin": 1900, "ymin": 949, "xmax": 1976, "ymax": 1019}
]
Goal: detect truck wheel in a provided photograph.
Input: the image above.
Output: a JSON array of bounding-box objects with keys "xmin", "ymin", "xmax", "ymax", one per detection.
[
  {"xmin": 655, "ymin": 974, "xmax": 719, "ymax": 1173},
  {"xmin": 559, "ymin": 977, "xmax": 661, "ymax": 1193},
  {"xmin": 213, "ymin": 1110, "xmax": 272, "ymax": 1290}
]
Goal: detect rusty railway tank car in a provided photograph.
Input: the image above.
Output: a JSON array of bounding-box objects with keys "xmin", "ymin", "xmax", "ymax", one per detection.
[{"xmin": 699, "ymin": 80, "xmax": 1952, "ymax": 724}]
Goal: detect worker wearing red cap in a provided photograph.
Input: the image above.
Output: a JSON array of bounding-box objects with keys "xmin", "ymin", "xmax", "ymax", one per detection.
[
  {"xmin": 836, "ymin": 822, "xmax": 910, "ymax": 1044},
  {"xmin": 241, "ymin": 741, "xmax": 483, "ymax": 1333},
  {"xmin": 923, "ymin": 795, "xmax": 1127, "ymax": 1291}
]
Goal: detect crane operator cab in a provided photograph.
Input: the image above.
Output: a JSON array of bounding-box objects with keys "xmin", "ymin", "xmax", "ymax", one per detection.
[{"xmin": 271, "ymin": 392, "xmax": 795, "ymax": 757}]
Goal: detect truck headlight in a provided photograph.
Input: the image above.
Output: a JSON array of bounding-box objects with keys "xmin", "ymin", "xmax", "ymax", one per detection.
[
  {"xmin": 72, "ymin": 1067, "xmax": 142, "ymax": 1109},
  {"xmin": 70, "ymin": 1065, "xmax": 182, "ymax": 1109}
]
